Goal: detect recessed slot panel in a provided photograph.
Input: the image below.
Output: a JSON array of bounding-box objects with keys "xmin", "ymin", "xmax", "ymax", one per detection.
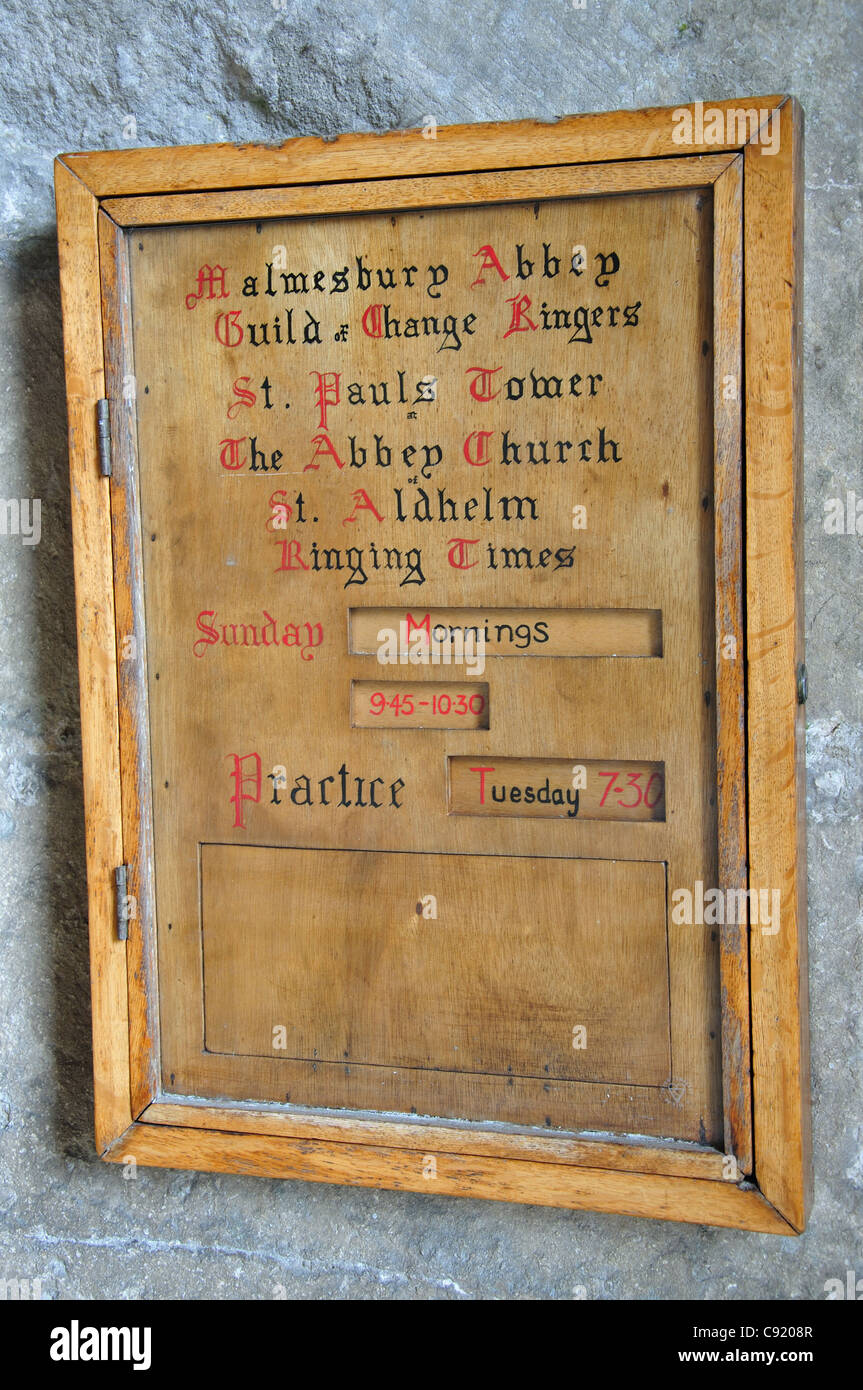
[{"xmin": 350, "ymin": 607, "xmax": 663, "ymax": 658}]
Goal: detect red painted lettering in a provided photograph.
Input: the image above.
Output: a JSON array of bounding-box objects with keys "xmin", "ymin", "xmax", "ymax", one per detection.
[
  {"xmin": 227, "ymin": 376, "xmax": 255, "ymax": 419},
  {"xmin": 304, "ymin": 433, "xmax": 345, "ymax": 472},
  {"xmin": 470, "ymin": 245, "xmax": 509, "ymax": 287},
  {"xmin": 463, "ymin": 430, "xmax": 495, "ymax": 467},
  {"xmin": 469, "ymin": 765, "xmax": 496, "ymax": 804},
  {"xmin": 228, "ymin": 752, "xmax": 261, "ymax": 830},
  {"xmin": 215, "ymin": 310, "xmax": 244, "ymax": 346},
  {"xmin": 503, "ymin": 294, "xmax": 538, "ymax": 338},
  {"xmin": 310, "ymin": 371, "xmax": 341, "ymax": 429},
  {"xmin": 186, "ymin": 265, "xmax": 230, "ymax": 309},
  {"xmin": 465, "ymin": 365, "xmax": 502, "ymax": 401},
  {"xmin": 219, "ymin": 437, "xmax": 247, "ymax": 471},
  {"xmin": 447, "ymin": 537, "xmax": 480, "ymax": 569},
  {"xmin": 342, "ymin": 489, "xmax": 384, "ymax": 525}
]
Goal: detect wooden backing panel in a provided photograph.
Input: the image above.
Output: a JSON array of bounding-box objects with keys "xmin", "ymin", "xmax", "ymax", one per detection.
[
  {"xmin": 128, "ymin": 186, "xmax": 721, "ymax": 1141},
  {"xmin": 97, "ymin": 212, "xmax": 159, "ymax": 1116},
  {"xmin": 63, "ymin": 101, "xmax": 782, "ymax": 196},
  {"xmin": 142, "ymin": 1100, "xmax": 728, "ymax": 1178},
  {"xmin": 54, "ymin": 162, "xmax": 130, "ymax": 1148},
  {"xmin": 100, "ymin": 156, "xmax": 736, "ymax": 228},
  {"xmin": 106, "ymin": 1121, "xmax": 795, "ymax": 1233},
  {"xmin": 712, "ymin": 159, "xmax": 752, "ymax": 1172},
  {"xmin": 744, "ymin": 99, "xmax": 810, "ymax": 1228},
  {"xmin": 201, "ymin": 846, "xmax": 670, "ymax": 1085}
]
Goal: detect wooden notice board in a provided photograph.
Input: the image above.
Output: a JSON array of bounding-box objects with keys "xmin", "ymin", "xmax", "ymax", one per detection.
[{"xmin": 56, "ymin": 98, "xmax": 809, "ymax": 1232}]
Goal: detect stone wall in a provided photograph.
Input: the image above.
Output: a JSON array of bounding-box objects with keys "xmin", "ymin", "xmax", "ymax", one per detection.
[{"xmin": 0, "ymin": 0, "xmax": 859, "ymax": 1299}]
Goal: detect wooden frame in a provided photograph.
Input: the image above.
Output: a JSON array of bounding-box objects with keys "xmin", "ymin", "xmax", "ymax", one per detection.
[{"xmin": 56, "ymin": 97, "xmax": 808, "ymax": 1232}]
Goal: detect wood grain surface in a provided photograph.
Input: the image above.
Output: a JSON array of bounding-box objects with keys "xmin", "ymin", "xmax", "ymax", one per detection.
[
  {"xmin": 56, "ymin": 102, "xmax": 807, "ymax": 1228},
  {"xmin": 106, "ymin": 1119, "xmax": 796, "ymax": 1234},
  {"xmin": 201, "ymin": 845, "xmax": 670, "ymax": 1092},
  {"xmin": 55, "ymin": 162, "xmax": 131, "ymax": 1150},
  {"xmin": 63, "ymin": 101, "xmax": 778, "ymax": 195},
  {"xmin": 744, "ymin": 99, "xmax": 810, "ymax": 1229},
  {"xmin": 126, "ymin": 182, "xmax": 720, "ymax": 1140}
]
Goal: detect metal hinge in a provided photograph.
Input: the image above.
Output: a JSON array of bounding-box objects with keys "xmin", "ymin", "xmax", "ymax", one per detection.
[
  {"xmin": 96, "ymin": 398, "xmax": 112, "ymax": 477},
  {"xmin": 115, "ymin": 864, "xmax": 130, "ymax": 941}
]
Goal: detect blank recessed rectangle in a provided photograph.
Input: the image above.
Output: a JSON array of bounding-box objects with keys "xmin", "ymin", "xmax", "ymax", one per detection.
[
  {"xmin": 201, "ymin": 844, "xmax": 671, "ymax": 1087},
  {"xmin": 349, "ymin": 607, "xmax": 662, "ymax": 657}
]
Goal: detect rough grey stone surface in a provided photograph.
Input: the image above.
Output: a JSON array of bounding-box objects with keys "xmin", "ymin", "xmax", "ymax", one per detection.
[{"xmin": 0, "ymin": 0, "xmax": 860, "ymax": 1300}]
